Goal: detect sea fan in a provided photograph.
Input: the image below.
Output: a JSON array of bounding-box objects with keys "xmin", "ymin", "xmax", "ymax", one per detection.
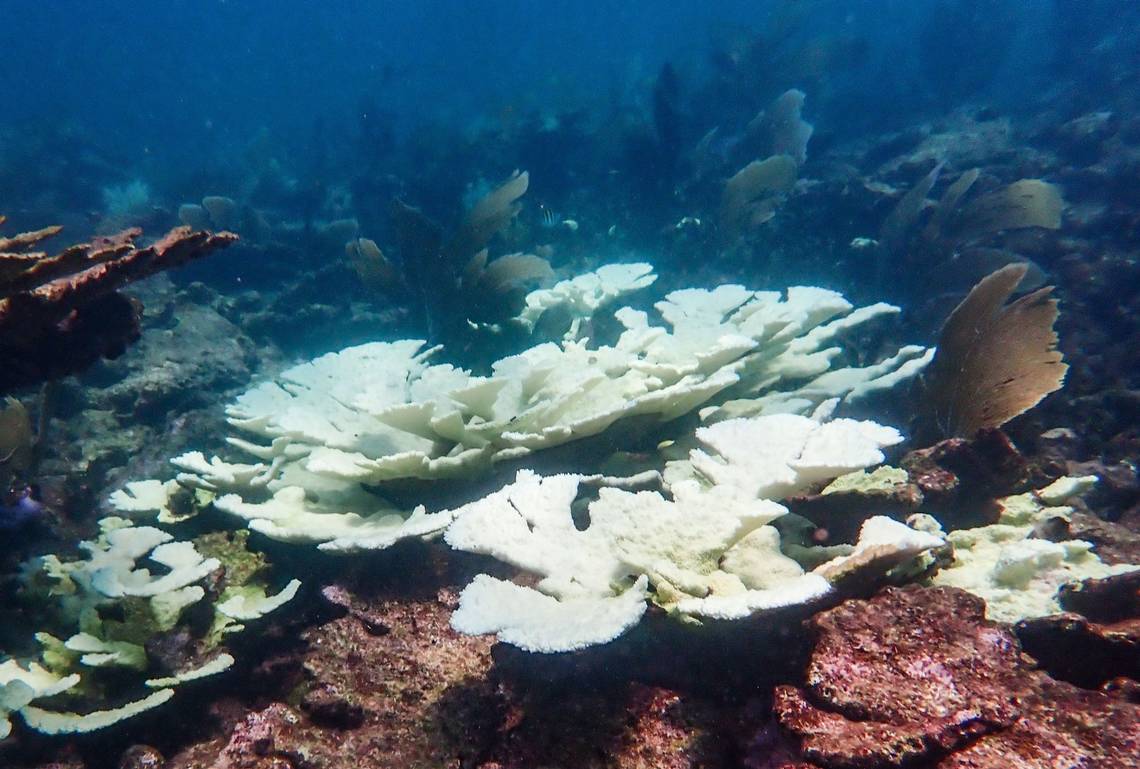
[{"xmin": 923, "ymin": 263, "xmax": 1067, "ymax": 438}]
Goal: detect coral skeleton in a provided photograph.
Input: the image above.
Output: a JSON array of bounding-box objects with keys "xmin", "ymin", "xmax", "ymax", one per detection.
[
  {"xmin": 445, "ymin": 413, "xmax": 944, "ymax": 652},
  {"xmin": 116, "ymin": 265, "xmax": 933, "ymax": 555}
]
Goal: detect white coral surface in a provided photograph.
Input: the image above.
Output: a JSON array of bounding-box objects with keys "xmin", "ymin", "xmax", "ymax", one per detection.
[
  {"xmin": 115, "ymin": 269, "xmax": 930, "ymax": 552},
  {"xmin": 445, "ymin": 414, "xmax": 940, "ymax": 652}
]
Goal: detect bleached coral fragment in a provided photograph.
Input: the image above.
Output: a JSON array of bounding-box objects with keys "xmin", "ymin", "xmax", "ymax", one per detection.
[
  {"xmin": 320, "ymin": 505, "xmax": 458, "ymax": 553},
  {"xmin": 171, "ymin": 451, "xmax": 276, "ymax": 494},
  {"xmin": 794, "ymin": 419, "xmax": 904, "ymax": 485},
  {"xmin": 108, "ymin": 479, "xmax": 187, "ymax": 522},
  {"xmin": 931, "ymin": 476, "xmax": 1139, "ymax": 622},
  {"xmin": 10, "ymin": 521, "xmax": 300, "ymax": 737},
  {"xmin": 666, "ymin": 414, "xmax": 903, "ymax": 500},
  {"xmin": 991, "ymin": 540, "xmax": 1068, "ymax": 588},
  {"xmin": 216, "ymin": 579, "xmax": 301, "ymax": 621},
  {"xmin": 591, "ymin": 482, "xmax": 788, "ymax": 596},
  {"xmin": 672, "ymin": 573, "xmax": 831, "ymax": 620},
  {"xmin": 451, "ymin": 574, "xmax": 649, "ymax": 653},
  {"xmin": 844, "ymin": 346, "xmax": 936, "ymax": 402},
  {"xmin": 670, "ymin": 516, "xmax": 944, "ymax": 621},
  {"xmin": 516, "ymin": 262, "xmax": 656, "ymax": 332},
  {"xmin": 720, "ymin": 526, "xmax": 808, "ymax": 589},
  {"xmin": 0, "ymin": 661, "xmax": 80, "ymax": 700},
  {"xmin": 90, "ymin": 521, "xmax": 172, "ymax": 563},
  {"xmin": 223, "ymin": 341, "xmax": 449, "ymax": 469},
  {"xmin": 19, "ymin": 690, "xmax": 175, "ymax": 735},
  {"xmin": 812, "ymin": 516, "xmax": 945, "ymax": 582},
  {"xmin": 937, "ymin": 528, "xmax": 1132, "ymax": 623},
  {"xmin": 656, "ymin": 284, "xmax": 755, "ymax": 327},
  {"xmin": 445, "ymin": 412, "xmax": 929, "ymax": 651},
  {"xmin": 701, "ymin": 293, "xmax": 932, "ymax": 421},
  {"xmin": 772, "ymin": 286, "xmax": 852, "ymax": 338},
  {"xmin": 214, "ymin": 486, "xmax": 449, "ymax": 546},
  {"xmin": 90, "ymin": 539, "xmax": 220, "ymax": 599},
  {"xmin": 448, "ymin": 469, "xmax": 750, "ymax": 644},
  {"xmin": 305, "ymin": 444, "xmax": 492, "ymax": 484},
  {"xmin": 1035, "ymin": 474, "xmax": 1097, "ymax": 506},
  {"xmin": 32, "ymin": 519, "xmax": 221, "ymax": 634},
  {"xmin": 788, "ymin": 302, "xmax": 899, "ymax": 353},
  {"xmin": 445, "ymin": 471, "xmax": 620, "ymax": 596},
  {"xmin": 144, "ymin": 653, "xmax": 235, "ymax": 688},
  {"xmin": 63, "ymin": 633, "xmax": 147, "ymax": 669},
  {"xmin": 1, "ymin": 661, "xmax": 81, "ymax": 739}
]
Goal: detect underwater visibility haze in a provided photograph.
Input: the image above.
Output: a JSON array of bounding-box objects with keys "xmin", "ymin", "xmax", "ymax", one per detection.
[{"xmin": 2, "ymin": 1, "xmax": 1139, "ymax": 767}]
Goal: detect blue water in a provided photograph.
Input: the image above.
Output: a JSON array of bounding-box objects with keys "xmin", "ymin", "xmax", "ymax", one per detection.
[{"xmin": 6, "ymin": 0, "xmax": 1125, "ymax": 219}]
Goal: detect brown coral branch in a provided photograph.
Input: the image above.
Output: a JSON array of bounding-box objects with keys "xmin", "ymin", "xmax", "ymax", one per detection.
[
  {"xmin": 0, "ymin": 230, "xmax": 139, "ymax": 300},
  {"xmin": 0, "ymin": 223, "xmax": 237, "ymax": 393},
  {"xmin": 0, "ymin": 224, "xmax": 63, "ymax": 253}
]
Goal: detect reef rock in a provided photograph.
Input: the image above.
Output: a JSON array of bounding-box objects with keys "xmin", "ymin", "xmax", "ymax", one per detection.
[
  {"xmin": 164, "ymin": 554, "xmax": 739, "ymax": 769},
  {"xmin": 40, "ymin": 276, "xmax": 263, "ymax": 508},
  {"xmin": 1016, "ymin": 570, "xmax": 1140, "ymax": 688},
  {"xmin": 772, "ymin": 585, "xmax": 1140, "ymax": 768}
]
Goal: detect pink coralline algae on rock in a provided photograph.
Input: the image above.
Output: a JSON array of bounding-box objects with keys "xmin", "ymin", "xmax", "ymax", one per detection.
[
  {"xmin": 163, "ymin": 557, "xmax": 736, "ymax": 769},
  {"xmin": 773, "ymin": 586, "xmax": 1140, "ymax": 768}
]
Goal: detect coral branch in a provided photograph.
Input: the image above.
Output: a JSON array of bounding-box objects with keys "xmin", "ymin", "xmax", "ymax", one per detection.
[{"xmin": 0, "ymin": 223, "xmax": 237, "ymax": 392}]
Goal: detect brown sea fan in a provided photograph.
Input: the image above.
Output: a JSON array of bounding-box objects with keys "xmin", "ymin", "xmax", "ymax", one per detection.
[
  {"xmin": 449, "ymin": 170, "xmax": 529, "ymax": 260},
  {"xmin": 923, "ymin": 262, "xmax": 1068, "ymax": 438}
]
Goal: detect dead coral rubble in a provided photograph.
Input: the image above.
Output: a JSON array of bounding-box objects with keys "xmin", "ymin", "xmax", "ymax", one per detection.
[
  {"xmin": 0, "ymin": 219, "xmax": 236, "ymax": 392},
  {"xmin": 773, "ymin": 586, "xmax": 1139, "ymax": 769}
]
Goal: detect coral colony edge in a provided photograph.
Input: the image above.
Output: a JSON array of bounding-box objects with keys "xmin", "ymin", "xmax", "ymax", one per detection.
[{"xmin": 2, "ymin": 4, "xmax": 1140, "ymax": 768}]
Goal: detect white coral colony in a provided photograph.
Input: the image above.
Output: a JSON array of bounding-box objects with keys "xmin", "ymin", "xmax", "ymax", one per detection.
[
  {"xmin": 102, "ymin": 264, "xmax": 951, "ymax": 651},
  {"xmin": 445, "ymin": 414, "xmax": 944, "ymax": 653},
  {"xmin": 115, "ymin": 264, "xmax": 933, "ymax": 557}
]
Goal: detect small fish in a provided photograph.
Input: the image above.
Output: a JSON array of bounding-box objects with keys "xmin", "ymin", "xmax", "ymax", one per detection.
[
  {"xmin": 540, "ymin": 205, "xmax": 578, "ymax": 231},
  {"xmin": 539, "ymin": 204, "xmax": 560, "ymax": 228}
]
